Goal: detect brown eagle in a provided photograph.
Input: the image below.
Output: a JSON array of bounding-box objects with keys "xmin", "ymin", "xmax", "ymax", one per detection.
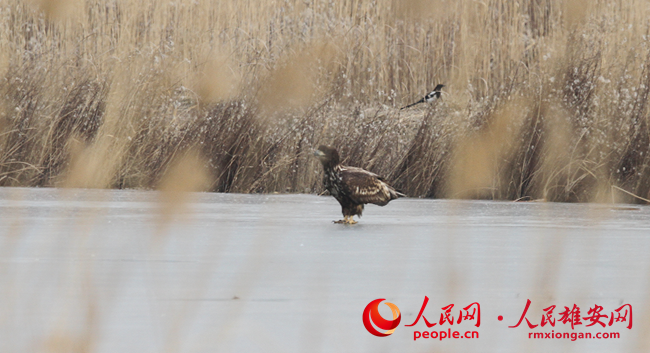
[{"xmin": 314, "ymin": 145, "xmax": 405, "ymax": 224}]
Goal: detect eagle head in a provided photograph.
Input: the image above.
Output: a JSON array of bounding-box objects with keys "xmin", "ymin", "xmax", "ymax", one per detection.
[{"xmin": 314, "ymin": 145, "xmax": 340, "ymax": 166}]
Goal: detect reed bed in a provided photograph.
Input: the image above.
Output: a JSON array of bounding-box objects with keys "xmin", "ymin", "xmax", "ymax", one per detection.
[{"xmin": 1, "ymin": 0, "xmax": 650, "ymax": 202}]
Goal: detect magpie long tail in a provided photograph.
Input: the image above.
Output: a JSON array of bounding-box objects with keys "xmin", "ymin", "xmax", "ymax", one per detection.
[{"xmin": 400, "ymin": 99, "xmax": 424, "ymax": 110}]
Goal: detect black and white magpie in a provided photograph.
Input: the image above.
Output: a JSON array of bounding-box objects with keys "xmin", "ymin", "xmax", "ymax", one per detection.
[{"xmin": 400, "ymin": 84, "xmax": 445, "ymax": 110}]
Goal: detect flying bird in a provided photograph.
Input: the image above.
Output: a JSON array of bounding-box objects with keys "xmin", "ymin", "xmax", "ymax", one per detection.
[
  {"xmin": 400, "ymin": 84, "xmax": 445, "ymax": 110},
  {"xmin": 314, "ymin": 145, "xmax": 405, "ymax": 224}
]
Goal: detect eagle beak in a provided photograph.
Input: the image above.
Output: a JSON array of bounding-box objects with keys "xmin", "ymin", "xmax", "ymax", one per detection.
[{"xmin": 313, "ymin": 149, "xmax": 325, "ymax": 157}]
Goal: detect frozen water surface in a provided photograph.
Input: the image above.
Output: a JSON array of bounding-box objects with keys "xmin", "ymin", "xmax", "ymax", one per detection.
[{"xmin": 1, "ymin": 187, "xmax": 649, "ymax": 352}]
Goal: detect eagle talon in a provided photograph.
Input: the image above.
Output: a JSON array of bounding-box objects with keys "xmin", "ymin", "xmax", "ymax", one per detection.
[{"xmin": 334, "ymin": 216, "xmax": 357, "ymax": 224}]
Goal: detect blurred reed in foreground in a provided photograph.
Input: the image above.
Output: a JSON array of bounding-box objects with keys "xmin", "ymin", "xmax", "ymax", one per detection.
[{"xmin": 1, "ymin": 0, "xmax": 650, "ymax": 202}]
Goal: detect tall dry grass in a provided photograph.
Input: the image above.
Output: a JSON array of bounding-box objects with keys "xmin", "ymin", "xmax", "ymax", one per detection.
[{"xmin": 1, "ymin": 0, "xmax": 650, "ymax": 202}]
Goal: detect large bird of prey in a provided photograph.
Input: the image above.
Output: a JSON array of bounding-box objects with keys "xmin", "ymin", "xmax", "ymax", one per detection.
[{"xmin": 314, "ymin": 145, "xmax": 405, "ymax": 224}]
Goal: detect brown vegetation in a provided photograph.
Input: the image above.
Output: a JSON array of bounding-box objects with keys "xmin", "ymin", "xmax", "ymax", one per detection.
[{"xmin": 1, "ymin": 0, "xmax": 650, "ymax": 202}]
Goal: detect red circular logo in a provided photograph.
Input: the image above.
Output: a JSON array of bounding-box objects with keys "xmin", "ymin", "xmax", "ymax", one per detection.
[{"xmin": 362, "ymin": 298, "xmax": 401, "ymax": 337}]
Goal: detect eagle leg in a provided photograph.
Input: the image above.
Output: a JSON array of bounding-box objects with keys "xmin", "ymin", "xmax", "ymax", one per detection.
[{"xmin": 333, "ymin": 216, "xmax": 358, "ymax": 224}]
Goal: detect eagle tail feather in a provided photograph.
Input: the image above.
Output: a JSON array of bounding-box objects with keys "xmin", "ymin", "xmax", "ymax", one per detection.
[{"xmin": 389, "ymin": 186, "xmax": 406, "ymax": 199}]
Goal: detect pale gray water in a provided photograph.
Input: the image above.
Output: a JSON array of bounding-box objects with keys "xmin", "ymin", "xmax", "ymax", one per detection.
[{"xmin": 0, "ymin": 187, "xmax": 649, "ymax": 352}]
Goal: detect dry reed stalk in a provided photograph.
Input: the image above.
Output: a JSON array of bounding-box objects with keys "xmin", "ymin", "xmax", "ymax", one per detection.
[{"xmin": 0, "ymin": 0, "xmax": 649, "ymax": 202}]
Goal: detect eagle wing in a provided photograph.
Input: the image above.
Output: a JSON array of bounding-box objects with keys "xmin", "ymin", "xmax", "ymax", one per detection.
[{"xmin": 339, "ymin": 166, "xmax": 404, "ymax": 206}]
